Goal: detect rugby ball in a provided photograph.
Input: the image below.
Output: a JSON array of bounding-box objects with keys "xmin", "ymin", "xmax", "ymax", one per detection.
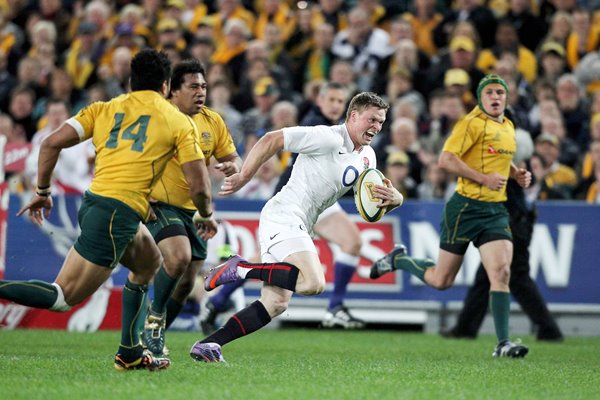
[{"xmin": 354, "ymin": 168, "xmax": 385, "ymax": 223}]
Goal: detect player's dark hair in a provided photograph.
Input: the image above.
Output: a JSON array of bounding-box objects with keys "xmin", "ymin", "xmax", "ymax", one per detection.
[
  {"xmin": 345, "ymin": 92, "xmax": 389, "ymax": 121},
  {"xmin": 130, "ymin": 49, "xmax": 171, "ymax": 92},
  {"xmin": 169, "ymin": 58, "xmax": 206, "ymax": 97}
]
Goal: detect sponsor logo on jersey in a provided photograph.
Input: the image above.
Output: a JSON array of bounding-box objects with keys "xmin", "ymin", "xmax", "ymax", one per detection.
[{"xmin": 487, "ymin": 146, "xmax": 515, "ymax": 156}]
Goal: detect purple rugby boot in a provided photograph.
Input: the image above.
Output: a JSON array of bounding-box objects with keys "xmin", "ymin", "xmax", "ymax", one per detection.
[
  {"xmin": 204, "ymin": 255, "xmax": 246, "ymax": 291},
  {"xmin": 190, "ymin": 342, "xmax": 226, "ymax": 363}
]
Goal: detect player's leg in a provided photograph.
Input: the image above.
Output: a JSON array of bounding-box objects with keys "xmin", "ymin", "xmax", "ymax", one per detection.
[
  {"xmin": 143, "ymin": 204, "xmax": 196, "ymax": 354},
  {"xmin": 204, "ymin": 214, "xmax": 323, "ymax": 295},
  {"xmin": 480, "ymin": 239, "xmax": 528, "ymax": 358},
  {"xmin": 0, "ymin": 192, "xmax": 126, "ymax": 310},
  {"xmin": 314, "ymin": 208, "xmax": 365, "ymax": 328},
  {"xmin": 165, "ymin": 258, "xmax": 203, "ymax": 328},
  {"xmin": 442, "ymin": 263, "xmax": 490, "ymax": 338},
  {"xmin": 0, "ymin": 246, "xmax": 112, "ymax": 311},
  {"xmin": 117, "ymin": 223, "xmax": 170, "ymax": 370},
  {"xmin": 191, "ymin": 244, "xmax": 324, "ymax": 362}
]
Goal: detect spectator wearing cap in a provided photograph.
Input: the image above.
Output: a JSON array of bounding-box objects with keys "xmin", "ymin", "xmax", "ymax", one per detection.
[
  {"xmin": 432, "ymin": 0, "xmax": 497, "ymax": 49},
  {"xmin": 537, "ymin": 41, "xmax": 568, "ymax": 82},
  {"xmin": 444, "ymin": 68, "xmax": 475, "ymax": 109},
  {"xmin": 156, "ymin": 18, "xmax": 187, "ymax": 52},
  {"xmin": 476, "ymin": 19, "xmax": 537, "ymax": 84},
  {"xmin": 63, "ymin": 21, "xmax": 105, "ymax": 90},
  {"xmin": 241, "ymin": 76, "xmax": 281, "ymax": 152},
  {"xmin": 427, "ymin": 35, "xmax": 485, "ymax": 99},
  {"xmin": 534, "ymin": 132, "xmax": 577, "ymax": 196},
  {"xmin": 163, "ymin": 0, "xmax": 186, "ymax": 22},
  {"xmin": 385, "ymin": 150, "xmax": 417, "ymax": 199}
]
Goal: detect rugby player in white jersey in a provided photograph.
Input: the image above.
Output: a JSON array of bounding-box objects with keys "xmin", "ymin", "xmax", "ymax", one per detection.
[{"xmin": 189, "ymin": 92, "xmax": 404, "ymax": 362}]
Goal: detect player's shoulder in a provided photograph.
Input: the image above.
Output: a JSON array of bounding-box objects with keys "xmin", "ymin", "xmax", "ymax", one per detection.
[{"xmin": 193, "ymin": 106, "xmax": 225, "ymax": 126}]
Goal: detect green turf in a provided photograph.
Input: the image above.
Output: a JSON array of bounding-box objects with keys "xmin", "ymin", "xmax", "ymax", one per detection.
[{"xmin": 0, "ymin": 328, "xmax": 598, "ymax": 400}]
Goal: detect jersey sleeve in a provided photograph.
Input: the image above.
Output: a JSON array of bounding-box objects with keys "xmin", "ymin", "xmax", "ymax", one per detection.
[
  {"xmin": 212, "ymin": 113, "xmax": 237, "ymax": 159},
  {"xmin": 283, "ymin": 126, "xmax": 342, "ymax": 154},
  {"xmin": 70, "ymin": 102, "xmax": 102, "ymax": 141},
  {"xmin": 175, "ymin": 116, "xmax": 205, "ymax": 164},
  {"xmin": 442, "ymin": 117, "xmax": 478, "ymax": 157}
]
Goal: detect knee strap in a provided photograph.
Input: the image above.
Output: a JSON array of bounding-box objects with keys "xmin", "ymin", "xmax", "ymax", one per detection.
[{"xmin": 49, "ymin": 283, "xmax": 72, "ymax": 312}]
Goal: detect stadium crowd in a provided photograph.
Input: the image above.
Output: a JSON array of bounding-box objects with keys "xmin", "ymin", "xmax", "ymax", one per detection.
[{"xmin": 1, "ymin": 0, "xmax": 600, "ymax": 203}]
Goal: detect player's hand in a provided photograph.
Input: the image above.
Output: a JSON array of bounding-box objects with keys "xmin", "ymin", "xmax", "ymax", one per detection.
[
  {"xmin": 219, "ymin": 173, "xmax": 248, "ymax": 196},
  {"xmin": 193, "ymin": 214, "xmax": 218, "ymax": 240},
  {"xmin": 16, "ymin": 194, "xmax": 54, "ymax": 226},
  {"xmin": 373, "ymin": 178, "xmax": 404, "ymax": 209},
  {"xmin": 514, "ymin": 168, "xmax": 532, "ymax": 188},
  {"xmin": 215, "ymin": 161, "xmax": 240, "ymax": 177},
  {"xmin": 484, "ymin": 172, "xmax": 507, "ymax": 191}
]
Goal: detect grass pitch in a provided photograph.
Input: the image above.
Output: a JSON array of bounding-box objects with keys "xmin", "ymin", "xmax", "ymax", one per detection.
[{"xmin": 0, "ymin": 328, "xmax": 598, "ymax": 400}]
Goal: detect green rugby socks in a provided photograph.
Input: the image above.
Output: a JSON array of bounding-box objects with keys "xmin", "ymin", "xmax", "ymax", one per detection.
[
  {"xmin": 490, "ymin": 291, "xmax": 510, "ymax": 343},
  {"xmin": 0, "ymin": 279, "xmax": 58, "ymax": 309},
  {"xmin": 119, "ymin": 279, "xmax": 148, "ymax": 354},
  {"xmin": 393, "ymin": 257, "xmax": 435, "ymax": 283}
]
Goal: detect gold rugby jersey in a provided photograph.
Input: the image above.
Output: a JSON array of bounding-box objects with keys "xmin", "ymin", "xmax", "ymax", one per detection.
[
  {"xmin": 71, "ymin": 90, "xmax": 203, "ymax": 219},
  {"xmin": 151, "ymin": 106, "xmax": 236, "ymax": 209},
  {"xmin": 442, "ymin": 106, "xmax": 516, "ymax": 202}
]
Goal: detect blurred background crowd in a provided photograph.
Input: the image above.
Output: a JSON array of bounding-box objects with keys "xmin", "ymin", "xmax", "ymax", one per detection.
[{"xmin": 1, "ymin": 0, "xmax": 600, "ymax": 204}]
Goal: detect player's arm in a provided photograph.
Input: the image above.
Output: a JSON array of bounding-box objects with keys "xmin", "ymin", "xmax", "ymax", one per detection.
[
  {"xmin": 181, "ymin": 159, "xmax": 217, "ymax": 239},
  {"xmin": 219, "ymin": 130, "xmax": 284, "ymax": 195},
  {"xmin": 214, "ymin": 151, "xmax": 243, "ymax": 177},
  {"xmin": 509, "ymin": 162, "xmax": 532, "ymax": 188},
  {"xmin": 16, "ymin": 123, "xmax": 81, "ymax": 224},
  {"xmin": 438, "ymin": 151, "xmax": 507, "ymax": 191}
]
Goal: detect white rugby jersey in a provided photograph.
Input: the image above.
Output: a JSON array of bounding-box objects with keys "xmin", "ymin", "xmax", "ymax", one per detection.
[{"xmin": 264, "ymin": 124, "xmax": 376, "ymax": 233}]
